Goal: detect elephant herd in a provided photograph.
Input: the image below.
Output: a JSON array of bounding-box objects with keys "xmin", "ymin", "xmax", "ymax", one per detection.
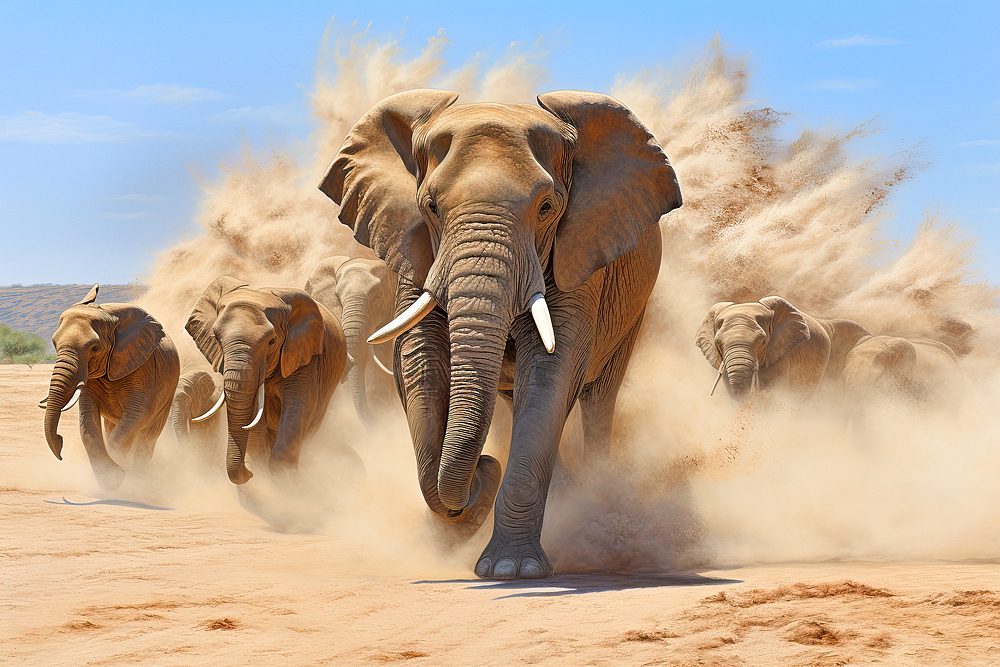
[
  {"xmin": 33, "ymin": 89, "xmax": 967, "ymax": 580},
  {"xmin": 696, "ymin": 296, "xmax": 967, "ymax": 410}
]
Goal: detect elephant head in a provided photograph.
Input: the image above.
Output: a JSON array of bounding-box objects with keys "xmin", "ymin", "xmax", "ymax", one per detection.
[
  {"xmin": 185, "ymin": 277, "xmax": 325, "ymax": 484},
  {"xmin": 696, "ymin": 296, "xmax": 811, "ymax": 399},
  {"xmin": 42, "ymin": 284, "xmax": 168, "ymax": 469},
  {"xmin": 305, "ymin": 253, "xmax": 397, "ymax": 425},
  {"xmin": 170, "ymin": 369, "xmax": 221, "ymax": 442},
  {"xmin": 320, "ymin": 89, "xmax": 681, "ymax": 513}
]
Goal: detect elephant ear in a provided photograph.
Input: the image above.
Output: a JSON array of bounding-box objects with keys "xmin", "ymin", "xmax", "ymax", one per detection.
[
  {"xmin": 186, "ymin": 276, "xmax": 249, "ymax": 373},
  {"xmin": 760, "ymin": 296, "xmax": 810, "ymax": 367},
  {"xmin": 103, "ymin": 304, "xmax": 166, "ymax": 381},
  {"xmin": 305, "ymin": 257, "xmax": 349, "ymax": 322},
  {"xmin": 77, "ymin": 283, "xmax": 99, "ymax": 305},
  {"xmin": 695, "ymin": 302, "xmax": 734, "ymax": 370},
  {"xmin": 270, "ymin": 288, "xmax": 325, "ymax": 378},
  {"xmin": 319, "ymin": 89, "xmax": 459, "ymax": 287},
  {"xmin": 873, "ymin": 337, "xmax": 917, "ymax": 374},
  {"xmin": 537, "ymin": 91, "xmax": 682, "ymax": 292}
]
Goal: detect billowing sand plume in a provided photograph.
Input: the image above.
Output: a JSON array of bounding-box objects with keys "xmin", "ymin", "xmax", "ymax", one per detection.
[{"xmin": 130, "ymin": 29, "xmax": 1000, "ymax": 574}]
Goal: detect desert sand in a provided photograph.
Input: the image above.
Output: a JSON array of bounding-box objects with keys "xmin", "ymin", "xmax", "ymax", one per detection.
[{"xmin": 4, "ymin": 363, "xmax": 999, "ymax": 666}]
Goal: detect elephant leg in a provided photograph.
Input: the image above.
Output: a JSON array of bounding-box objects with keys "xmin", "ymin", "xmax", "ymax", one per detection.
[
  {"xmin": 78, "ymin": 392, "xmax": 126, "ymax": 490},
  {"xmin": 132, "ymin": 402, "xmax": 170, "ymax": 468},
  {"xmin": 269, "ymin": 386, "xmax": 311, "ymax": 479},
  {"xmin": 475, "ymin": 296, "xmax": 594, "ymax": 580},
  {"xmin": 578, "ymin": 309, "xmax": 645, "ymax": 458}
]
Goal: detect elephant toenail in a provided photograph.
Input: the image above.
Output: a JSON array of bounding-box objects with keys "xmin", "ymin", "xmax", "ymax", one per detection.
[
  {"xmin": 518, "ymin": 557, "xmax": 543, "ymax": 578},
  {"xmin": 492, "ymin": 558, "xmax": 518, "ymax": 579},
  {"xmin": 474, "ymin": 558, "xmax": 493, "ymax": 578}
]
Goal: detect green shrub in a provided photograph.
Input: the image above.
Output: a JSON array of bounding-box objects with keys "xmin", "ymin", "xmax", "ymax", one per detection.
[{"xmin": 0, "ymin": 324, "xmax": 47, "ymax": 365}]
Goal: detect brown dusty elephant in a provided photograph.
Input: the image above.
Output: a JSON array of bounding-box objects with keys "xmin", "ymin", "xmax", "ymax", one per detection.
[
  {"xmin": 40, "ymin": 284, "xmax": 180, "ymax": 489},
  {"xmin": 304, "ymin": 248, "xmax": 397, "ymax": 427},
  {"xmin": 185, "ymin": 277, "xmax": 348, "ymax": 484},
  {"xmin": 170, "ymin": 368, "xmax": 225, "ymax": 461},
  {"xmin": 320, "ymin": 89, "xmax": 682, "ymax": 578},
  {"xmin": 842, "ymin": 335, "xmax": 966, "ymax": 411},
  {"xmin": 696, "ymin": 296, "xmax": 870, "ymax": 401}
]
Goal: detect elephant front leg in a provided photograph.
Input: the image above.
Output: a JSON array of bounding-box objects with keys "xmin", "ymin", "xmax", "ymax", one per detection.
[
  {"xmin": 475, "ymin": 309, "xmax": 590, "ymax": 579},
  {"xmin": 78, "ymin": 392, "xmax": 126, "ymax": 489}
]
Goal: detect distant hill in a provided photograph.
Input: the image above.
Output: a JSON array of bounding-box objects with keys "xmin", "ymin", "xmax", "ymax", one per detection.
[{"xmin": 0, "ymin": 284, "xmax": 147, "ymax": 349}]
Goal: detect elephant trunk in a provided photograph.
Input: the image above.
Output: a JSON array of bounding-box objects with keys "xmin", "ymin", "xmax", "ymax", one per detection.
[
  {"xmin": 341, "ymin": 292, "xmax": 372, "ymax": 424},
  {"xmin": 221, "ymin": 346, "xmax": 259, "ymax": 484},
  {"xmin": 723, "ymin": 345, "xmax": 758, "ymax": 399},
  {"xmin": 43, "ymin": 348, "xmax": 86, "ymax": 460},
  {"xmin": 436, "ymin": 244, "xmax": 514, "ymax": 512},
  {"xmin": 170, "ymin": 393, "xmax": 191, "ymax": 441}
]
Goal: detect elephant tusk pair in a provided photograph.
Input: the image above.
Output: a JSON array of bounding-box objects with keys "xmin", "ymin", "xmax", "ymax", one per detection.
[
  {"xmin": 192, "ymin": 392, "xmax": 226, "ymax": 423},
  {"xmin": 367, "ymin": 291, "xmax": 557, "ymax": 354},
  {"xmin": 242, "ymin": 383, "xmax": 265, "ymax": 430},
  {"xmin": 61, "ymin": 382, "xmax": 86, "ymax": 412}
]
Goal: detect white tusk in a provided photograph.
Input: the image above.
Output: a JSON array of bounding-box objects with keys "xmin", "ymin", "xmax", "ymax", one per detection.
[
  {"xmin": 62, "ymin": 382, "xmax": 85, "ymax": 412},
  {"xmin": 242, "ymin": 383, "xmax": 265, "ymax": 430},
  {"xmin": 529, "ymin": 294, "xmax": 556, "ymax": 354},
  {"xmin": 367, "ymin": 291, "xmax": 436, "ymax": 345},
  {"xmin": 37, "ymin": 396, "xmax": 48, "ymax": 409},
  {"xmin": 371, "ymin": 347, "xmax": 394, "ymax": 375},
  {"xmin": 752, "ymin": 369, "xmax": 761, "ymax": 392},
  {"xmin": 710, "ymin": 369, "xmax": 723, "ymax": 396},
  {"xmin": 192, "ymin": 392, "xmax": 225, "ymax": 422}
]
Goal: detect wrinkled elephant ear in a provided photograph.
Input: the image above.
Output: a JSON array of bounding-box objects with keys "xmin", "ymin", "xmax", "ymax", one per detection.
[
  {"xmin": 270, "ymin": 288, "xmax": 325, "ymax": 378},
  {"xmin": 537, "ymin": 91, "xmax": 682, "ymax": 292},
  {"xmin": 186, "ymin": 276, "xmax": 249, "ymax": 373},
  {"xmin": 304, "ymin": 256, "xmax": 350, "ymax": 322},
  {"xmin": 760, "ymin": 296, "xmax": 811, "ymax": 367},
  {"xmin": 319, "ymin": 89, "xmax": 460, "ymax": 287},
  {"xmin": 77, "ymin": 283, "xmax": 100, "ymax": 305},
  {"xmin": 872, "ymin": 337, "xmax": 917, "ymax": 373},
  {"xmin": 695, "ymin": 302, "xmax": 734, "ymax": 370},
  {"xmin": 103, "ymin": 304, "xmax": 167, "ymax": 381}
]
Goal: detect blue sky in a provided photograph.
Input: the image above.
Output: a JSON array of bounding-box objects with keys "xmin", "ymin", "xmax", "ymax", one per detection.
[{"xmin": 1, "ymin": 1, "xmax": 997, "ymax": 285}]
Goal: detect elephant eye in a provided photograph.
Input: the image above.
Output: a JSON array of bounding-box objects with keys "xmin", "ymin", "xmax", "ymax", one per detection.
[
  {"xmin": 268, "ymin": 337, "xmax": 276, "ymax": 346},
  {"xmin": 427, "ymin": 199, "xmax": 438, "ymax": 215},
  {"xmin": 91, "ymin": 344, "xmax": 99, "ymax": 352},
  {"xmin": 539, "ymin": 200, "xmax": 553, "ymax": 217}
]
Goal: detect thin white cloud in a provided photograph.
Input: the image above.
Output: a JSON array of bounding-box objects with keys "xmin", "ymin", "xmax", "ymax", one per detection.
[
  {"xmin": 817, "ymin": 35, "xmax": 905, "ymax": 48},
  {"xmin": 212, "ymin": 105, "xmax": 301, "ymax": 125},
  {"xmin": 958, "ymin": 140, "xmax": 1000, "ymax": 147},
  {"xmin": 805, "ymin": 78, "xmax": 881, "ymax": 91},
  {"xmin": 0, "ymin": 111, "xmax": 169, "ymax": 144},
  {"xmin": 78, "ymin": 84, "xmax": 227, "ymax": 105},
  {"xmin": 968, "ymin": 163, "xmax": 1000, "ymax": 175}
]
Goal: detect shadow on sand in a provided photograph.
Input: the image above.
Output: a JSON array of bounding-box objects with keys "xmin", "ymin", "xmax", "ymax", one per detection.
[{"xmin": 412, "ymin": 572, "xmax": 741, "ymax": 599}]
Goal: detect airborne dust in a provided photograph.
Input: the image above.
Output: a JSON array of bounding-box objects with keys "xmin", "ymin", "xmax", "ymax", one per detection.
[{"xmin": 114, "ymin": 30, "xmax": 1000, "ymax": 575}]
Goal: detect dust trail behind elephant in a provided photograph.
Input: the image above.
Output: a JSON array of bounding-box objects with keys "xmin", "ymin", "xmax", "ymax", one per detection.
[{"xmin": 133, "ymin": 27, "xmax": 1000, "ymax": 574}]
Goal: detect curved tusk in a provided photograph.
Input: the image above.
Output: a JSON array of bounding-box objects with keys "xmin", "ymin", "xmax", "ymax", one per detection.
[
  {"xmin": 371, "ymin": 347, "xmax": 393, "ymax": 375},
  {"xmin": 37, "ymin": 396, "xmax": 48, "ymax": 409},
  {"xmin": 367, "ymin": 291, "xmax": 436, "ymax": 345},
  {"xmin": 192, "ymin": 391, "xmax": 225, "ymax": 422},
  {"xmin": 242, "ymin": 383, "xmax": 265, "ymax": 430},
  {"xmin": 710, "ymin": 369, "xmax": 723, "ymax": 396},
  {"xmin": 529, "ymin": 294, "xmax": 556, "ymax": 354},
  {"xmin": 62, "ymin": 382, "xmax": 85, "ymax": 412},
  {"xmin": 752, "ymin": 368, "xmax": 761, "ymax": 392}
]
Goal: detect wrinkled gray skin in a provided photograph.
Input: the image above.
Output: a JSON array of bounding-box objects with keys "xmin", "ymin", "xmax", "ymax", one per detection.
[
  {"xmin": 305, "ymin": 249, "xmax": 397, "ymax": 427},
  {"xmin": 843, "ymin": 335, "xmax": 966, "ymax": 411},
  {"xmin": 321, "ymin": 89, "xmax": 682, "ymax": 578},
  {"xmin": 170, "ymin": 368, "xmax": 224, "ymax": 452},
  {"xmin": 186, "ymin": 277, "xmax": 348, "ymax": 484},
  {"xmin": 696, "ymin": 297, "xmax": 871, "ymax": 401},
  {"xmin": 42, "ymin": 284, "xmax": 180, "ymax": 489}
]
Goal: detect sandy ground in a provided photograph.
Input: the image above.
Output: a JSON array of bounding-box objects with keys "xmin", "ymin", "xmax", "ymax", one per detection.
[{"xmin": 3, "ymin": 364, "xmax": 999, "ymax": 666}]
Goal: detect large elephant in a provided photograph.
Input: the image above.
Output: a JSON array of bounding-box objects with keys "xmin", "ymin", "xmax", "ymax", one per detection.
[
  {"xmin": 842, "ymin": 335, "xmax": 966, "ymax": 410},
  {"xmin": 304, "ymin": 249, "xmax": 397, "ymax": 427},
  {"xmin": 696, "ymin": 296, "xmax": 870, "ymax": 401},
  {"xmin": 41, "ymin": 284, "xmax": 180, "ymax": 489},
  {"xmin": 185, "ymin": 277, "xmax": 348, "ymax": 484},
  {"xmin": 170, "ymin": 368, "xmax": 224, "ymax": 458},
  {"xmin": 320, "ymin": 89, "xmax": 682, "ymax": 579}
]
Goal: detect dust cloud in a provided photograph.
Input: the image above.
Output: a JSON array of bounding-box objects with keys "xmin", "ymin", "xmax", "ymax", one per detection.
[{"xmin": 123, "ymin": 29, "xmax": 999, "ymax": 575}]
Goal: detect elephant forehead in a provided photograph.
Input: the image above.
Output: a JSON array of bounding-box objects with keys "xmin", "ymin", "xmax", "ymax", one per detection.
[
  {"xmin": 55, "ymin": 306, "xmax": 112, "ymax": 337},
  {"xmin": 216, "ymin": 301, "xmax": 277, "ymax": 329},
  {"xmin": 430, "ymin": 103, "xmax": 569, "ymax": 147}
]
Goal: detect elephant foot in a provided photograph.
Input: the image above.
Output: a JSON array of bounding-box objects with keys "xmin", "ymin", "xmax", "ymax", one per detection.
[
  {"xmin": 93, "ymin": 461, "xmax": 126, "ymax": 490},
  {"xmin": 228, "ymin": 465, "xmax": 254, "ymax": 485},
  {"xmin": 474, "ymin": 533, "xmax": 553, "ymax": 580}
]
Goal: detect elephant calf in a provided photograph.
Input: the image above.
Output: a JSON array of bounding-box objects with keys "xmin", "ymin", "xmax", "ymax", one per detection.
[
  {"xmin": 41, "ymin": 284, "xmax": 180, "ymax": 489},
  {"xmin": 696, "ymin": 296, "xmax": 870, "ymax": 401},
  {"xmin": 843, "ymin": 335, "xmax": 966, "ymax": 411},
  {"xmin": 170, "ymin": 368, "xmax": 224, "ymax": 458},
  {"xmin": 185, "ymin": 277, "xmax": 348, "ymax": 484},
  {"xmin": 304, "ymin": 249, "xmax": 397, "ymax": 427}
]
